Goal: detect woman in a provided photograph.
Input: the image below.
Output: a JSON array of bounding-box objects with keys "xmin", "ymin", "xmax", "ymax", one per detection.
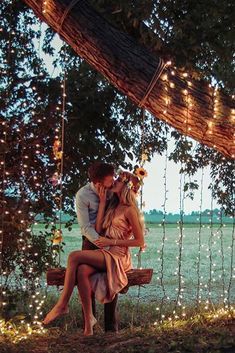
[{"xmin": 43, "ymin": 171, "xmax": 145, "ymax": 336}]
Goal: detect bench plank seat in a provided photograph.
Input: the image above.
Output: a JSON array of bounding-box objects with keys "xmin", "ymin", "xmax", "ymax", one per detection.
[{"xmin": 46, "ymin": 267, "xmax": 153, "ymax": 293}]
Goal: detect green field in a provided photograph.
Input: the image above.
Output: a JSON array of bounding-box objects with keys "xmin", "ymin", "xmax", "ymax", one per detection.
[{"xmin": 39, "ymin": 223, "xmax": 234, "ymax": 312}]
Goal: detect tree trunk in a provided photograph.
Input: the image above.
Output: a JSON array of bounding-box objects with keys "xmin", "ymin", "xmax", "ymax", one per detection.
[{"xmin": 22, "ymin": 0, "xmax": 235, "ymax": 158}]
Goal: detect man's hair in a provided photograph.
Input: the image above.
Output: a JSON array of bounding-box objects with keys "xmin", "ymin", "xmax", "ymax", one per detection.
[{"xmin": 88, "ymin": 162, "xmax": 114, "ymax": 183}]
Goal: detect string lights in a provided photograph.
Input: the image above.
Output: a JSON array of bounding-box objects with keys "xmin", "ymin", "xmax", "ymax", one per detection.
[
  {"xmin": 50, "ymin": 55, "xmax": 67, "ymax": 265},
  {"xmin": 133, "ymin": 108, "xmax": 149, "ymax": 312},
  {"xmin": 14, "ymin": 19, "xmax": 48, "ymax": 334},
  {"xmin": 196, "ymin": 167, "xmax": 204, "ymax": 308},
  {"xmin": 0, "ymin": 2, "xmax": 58, "ymax": 339},
  {"xmin": 153, "ymin": 64, "xmax": 234, "ymax": 326},
  {"xmin": 0, "ymin": 5, "xmax": 234, "ymax": 342},
  {"xmin": 207, "ymin": 186, "xmax": 214, "ymax": 310},
  {"xmin": 156, "ymin": 75, "xmax": 171, "ymax": 322},
  {"xmin": 218, "ymin": 207, "xmax": 226, "ymax": 308},
  {"xmin": 42, "ymin": 1, "xmax": 48, "ymax": 15},
  {"xmin": 0, "ymin": 0, "xmax": 13, "ymax": 313},
  {"xmin": 175, "ymin": 164, "xmax": 186, "ymax": 318},
  {"xmin": 0, "ymin": 113, "xmax": 8, "ymax": 313},
  {"xmin": 172, "ymin": 69, "xmax": 193, "ymax": 320},
  {"xmin": 157, "ymin": 125, "xmax": 168, "ymax": 321},
  {"xmin": 227, "ymin": 218, "xmax": 235, "ymax": 307}
]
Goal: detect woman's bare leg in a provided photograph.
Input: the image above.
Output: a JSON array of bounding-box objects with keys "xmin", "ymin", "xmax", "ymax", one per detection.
[
  {"xmin": 77, "ymin": 264, "xmax": 98, "ymax": 336},
  {"xmin": 43, "ymin": 250, "xmax": 106, "ymax": 325}
]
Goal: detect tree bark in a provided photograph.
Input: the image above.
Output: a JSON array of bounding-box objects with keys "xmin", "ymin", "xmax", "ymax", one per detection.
[
  {"xmin": 46, "ymin": 267, "xmax": 153, "ymax": 289},
  {"xmin": 22, "ymin": 0, "xmax": 235, "ymax": 158}
]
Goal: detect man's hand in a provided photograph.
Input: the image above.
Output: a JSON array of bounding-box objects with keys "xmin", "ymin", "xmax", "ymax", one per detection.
[
  {"xmin": 96, "ymin": 185, "xmax": 107, "ymax": 204},
  {"xmin": 94, "ymin": 236, "xmax": 112, "ymax": 248},
  {"xmin": 94, "ymin": 236, "xmax": 127, "ymax": 256}
]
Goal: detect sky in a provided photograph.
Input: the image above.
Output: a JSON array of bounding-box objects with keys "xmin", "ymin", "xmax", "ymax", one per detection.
[
  {"xmin": 39, "ymin": 29, "xmax": 217, "ymax": 214},
  {"xmin": 141, "ymin": 153, "xmax": 215, "ymax": 213}
]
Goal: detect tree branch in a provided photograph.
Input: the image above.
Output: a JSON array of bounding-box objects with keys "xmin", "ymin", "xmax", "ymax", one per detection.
[{"xmin": 22, "ymin": 0, "xmax": 235, "ymax": 158}]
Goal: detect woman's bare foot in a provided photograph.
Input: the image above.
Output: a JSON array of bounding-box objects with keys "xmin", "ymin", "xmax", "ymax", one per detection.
[
  {"xmin": 42, "ymin": 304, "xmax": 69, "ymax": 325},
  {"xmin": 84, "ymin": 316, "xmax": 97, "ymax": 336}
]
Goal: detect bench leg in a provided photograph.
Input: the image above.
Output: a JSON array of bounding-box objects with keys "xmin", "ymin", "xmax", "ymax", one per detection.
[{"xmin": 104, "ymin": 294, "xmax": 119, "ymax": 332}]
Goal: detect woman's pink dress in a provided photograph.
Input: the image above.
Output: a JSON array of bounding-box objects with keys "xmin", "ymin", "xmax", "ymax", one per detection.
[{"xmin": 90, "ymin": 206, "xmax": 133, "ymax": 303}]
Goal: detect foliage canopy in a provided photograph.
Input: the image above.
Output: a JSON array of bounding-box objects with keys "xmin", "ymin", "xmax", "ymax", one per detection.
[{"xmin": 0, "ymin": 0, "xmax": 234, "ymax": 316}]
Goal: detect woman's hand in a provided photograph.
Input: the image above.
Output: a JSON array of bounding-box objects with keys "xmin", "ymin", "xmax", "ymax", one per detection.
[
  {"xmin": 97, "ymin": 185, "xmax": 107, "ymax": 204},
  {"xmin": 140, "ymin": 243, "xmax": 147, "ymax": 251},
  {"xmin": 94, "ymin": 236, "xmax": 113, "ymax": 248}
]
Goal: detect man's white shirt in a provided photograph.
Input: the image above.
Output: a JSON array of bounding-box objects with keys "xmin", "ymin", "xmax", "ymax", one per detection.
[{"xmin": 75, "ymin": 182, "xmax": 100, "ymax": 242}]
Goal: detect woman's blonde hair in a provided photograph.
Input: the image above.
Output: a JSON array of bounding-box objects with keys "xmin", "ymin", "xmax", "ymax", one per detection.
[{"xmin": 102, "ymin": 183, "xmax": 144, "ymax": 232}]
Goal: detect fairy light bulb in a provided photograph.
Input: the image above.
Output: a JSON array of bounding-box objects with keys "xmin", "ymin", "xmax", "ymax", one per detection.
[{"xmin": 42, "ymin": 1, "xmax": 47, "ymax": 14}]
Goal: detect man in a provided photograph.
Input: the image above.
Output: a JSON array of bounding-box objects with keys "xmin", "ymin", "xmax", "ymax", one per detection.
[{"xmin": 75, "ymin": 161, "xmax": 118, "ymax": 332}]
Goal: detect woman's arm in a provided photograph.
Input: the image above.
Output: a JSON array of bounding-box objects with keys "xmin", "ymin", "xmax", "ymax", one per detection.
[
  {"xmin": 95, "ymin": 186, "xmax": 107, "ymax": 234},
  {"xmin": 123, "ymin": 206, "xmax": 145, "ymax": 247},
  {"xmin": 94, "ymin": 206, "xmax": 144, "ymax": 248}
]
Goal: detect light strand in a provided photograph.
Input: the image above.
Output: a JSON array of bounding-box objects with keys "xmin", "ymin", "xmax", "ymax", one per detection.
[
  {"xmin": 196, "ymin": 167, "xmax": 204, "ymax": 307},
  {"xmin": 175, "ymin": 165, "xmax": 185, "ymax": 315},
  {"xmin": 227, "ymin": 210, "xmax": 235, "ymax": 307},
  {"xmin": 158, "ymin": 125, "xmax": 168, "ymax": 320},
  {"xmin": 135, "ymin": 108, "xmax": 147, "ymax": 313},
  {"xmin": 0, "ymin": 1, "xmax": 14, "ymax": 311},
  {"xmin": 206, "ymin": 184, "xmax": 215, "ymax": 312},
  {"xmin": 218, "ymin": 207, "xmax": 226, "ymax": 307}
]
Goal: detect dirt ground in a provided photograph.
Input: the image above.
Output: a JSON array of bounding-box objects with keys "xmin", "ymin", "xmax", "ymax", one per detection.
[{"xmin": 1, "ymin": 317, "xmax": 235, "ymax": 353}]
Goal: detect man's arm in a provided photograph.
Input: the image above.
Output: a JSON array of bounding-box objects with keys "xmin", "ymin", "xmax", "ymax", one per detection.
[{"xmin": 75, "ymin": 192, "xmax": 100, "ymax": 242}]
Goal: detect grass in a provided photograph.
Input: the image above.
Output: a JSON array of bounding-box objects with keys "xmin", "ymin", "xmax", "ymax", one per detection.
[
  {"xmin": 2, "ymin": 223, "xmax": 233, "ymax": 351},
  {"xmin": 32, "ymin": 291, "xmax": 233, "ymax": 332},
  {"xmin": 1, "ymin": 302, "xmax": 235, "ymax": 353},
  {"xmin": 39, "ymin": 222, "xmax": 234, "ymax": 308}
]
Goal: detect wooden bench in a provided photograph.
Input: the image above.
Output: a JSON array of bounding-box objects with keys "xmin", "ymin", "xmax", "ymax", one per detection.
[{"xmin": 46, "ymin": 267, "xmax": 153, "ymax": 294}]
